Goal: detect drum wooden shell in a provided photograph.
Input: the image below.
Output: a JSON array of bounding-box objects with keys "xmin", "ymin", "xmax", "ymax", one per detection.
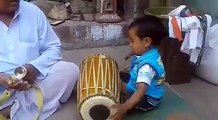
[{"xmin": 77, "ymin": 54, "xmax": 120, "ymax": 120}]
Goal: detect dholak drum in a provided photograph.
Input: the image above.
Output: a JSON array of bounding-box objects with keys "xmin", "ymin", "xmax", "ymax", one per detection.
[{"xmin": 77, "ymin": 54, "xmax": 120, "ymax": 120}]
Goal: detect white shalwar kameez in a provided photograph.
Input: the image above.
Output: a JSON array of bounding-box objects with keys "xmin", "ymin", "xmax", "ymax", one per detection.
[{"xmin": 0, "ymin": 1, "xmax": 79, "ymax": 120}]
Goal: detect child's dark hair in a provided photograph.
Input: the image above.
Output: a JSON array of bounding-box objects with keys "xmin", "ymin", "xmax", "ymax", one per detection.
[{"xmin": 129, "ymin": 15, "xmax": 168, "ymax": 46}]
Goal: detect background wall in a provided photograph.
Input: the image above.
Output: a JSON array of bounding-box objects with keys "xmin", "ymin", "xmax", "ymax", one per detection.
[{"xmin": 184, "ymin": 0, "xmax": 218, "ymax": 18}]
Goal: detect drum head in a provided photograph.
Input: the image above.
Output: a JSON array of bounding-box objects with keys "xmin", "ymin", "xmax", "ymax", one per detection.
[{"xmin": 80, "ymin": 96, "xmax": 116, "ymax": 120}]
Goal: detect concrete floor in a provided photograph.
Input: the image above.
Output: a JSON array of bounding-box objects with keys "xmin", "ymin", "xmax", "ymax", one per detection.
[
  {"xmin": 171, "ymin": 78, "xmax": 218, "ymax": 120},
  {"xmin": 48, "ymin": 45, "xmax": 218, "ymax": 120}
]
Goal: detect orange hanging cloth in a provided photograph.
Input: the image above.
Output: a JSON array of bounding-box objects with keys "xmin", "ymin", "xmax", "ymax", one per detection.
[{"xmin": 171, "ymin": 16, "xmax": 183, "ymax": 41}]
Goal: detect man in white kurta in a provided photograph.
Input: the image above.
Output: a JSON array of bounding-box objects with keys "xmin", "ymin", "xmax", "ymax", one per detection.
[{"xmin": 0, "ymin": 0, "xmax": 79, "ymax": 119}]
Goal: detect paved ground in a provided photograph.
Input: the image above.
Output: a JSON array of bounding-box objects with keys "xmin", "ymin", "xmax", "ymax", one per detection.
[{"xmin": 48, "ymin": 46, "xmax": 218, "ymax": 120}]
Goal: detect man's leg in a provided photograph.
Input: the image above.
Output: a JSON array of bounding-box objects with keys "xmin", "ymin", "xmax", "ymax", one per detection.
[
  {"xmin": 6, "ymin": 61, "xmax": 79, "ymax": 120},
  {"xmin": 37, "ymin": 61, "xmax": 79, "ymax": 119}
]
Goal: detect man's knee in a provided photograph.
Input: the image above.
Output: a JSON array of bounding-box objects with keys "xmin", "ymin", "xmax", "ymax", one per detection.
[
  {"xmin": 53, "ymin": 61, "xmax": 79, "ymax": 102},
  {"xmin": 55, "ymin": 61, "xmax": 79, "ymax": 71},
  {"xmin": 59, "ymin": 61, "xmax": 79, "ymax": 78},
  {"xmin": 52, "ymin": 61, "xmax": 79, "ymax": 83}
]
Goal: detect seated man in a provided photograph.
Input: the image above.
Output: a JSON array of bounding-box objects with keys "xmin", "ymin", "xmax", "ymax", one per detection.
[{"xmin": 0, "ymin": 0, "xmax": 79, "ymax": 119}]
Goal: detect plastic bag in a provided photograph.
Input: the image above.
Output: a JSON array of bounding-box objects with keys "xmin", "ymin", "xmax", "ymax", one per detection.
[{"xmin": 195, "ymin": 24, "xmax": 218, "ymax": 85}]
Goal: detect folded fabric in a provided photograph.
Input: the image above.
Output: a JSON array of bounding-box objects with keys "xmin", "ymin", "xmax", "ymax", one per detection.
[{"xmin": 168, "ymin": 5, "xmax": 212, "ymax": 64}]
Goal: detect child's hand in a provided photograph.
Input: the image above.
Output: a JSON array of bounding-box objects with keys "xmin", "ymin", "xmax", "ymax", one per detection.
[{"xmin": 110, "ymin": 104, "xmax": 128, "ymax": 120}]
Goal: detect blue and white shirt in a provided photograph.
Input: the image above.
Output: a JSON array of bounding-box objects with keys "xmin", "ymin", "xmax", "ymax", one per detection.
[{"xmin": 126, "ymin": 48, "xmax": 165, "ymax": 99}]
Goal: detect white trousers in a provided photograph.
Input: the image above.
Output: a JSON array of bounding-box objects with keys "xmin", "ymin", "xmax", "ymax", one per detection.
[{"xmin": 0, "ymin": 61, "xmax": 79, "ymax": 120}]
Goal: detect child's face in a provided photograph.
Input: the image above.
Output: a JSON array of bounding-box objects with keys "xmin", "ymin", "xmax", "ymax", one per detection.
[{"xmin": 128, "ymin": 28, "xmax": 151, "ymax": 56}]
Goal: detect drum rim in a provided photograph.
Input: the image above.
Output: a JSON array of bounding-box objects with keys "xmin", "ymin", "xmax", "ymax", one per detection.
[
  {"xmin": 78, "ymin": 94, "xmax": 119, "ymax": 111},
  {"xmin": 79, "ymin": 95, "xmax": 117, "ymax": 120},
  {"xmin": 79, "ymin": 53, "xmax": 119, "ymax": 69}
]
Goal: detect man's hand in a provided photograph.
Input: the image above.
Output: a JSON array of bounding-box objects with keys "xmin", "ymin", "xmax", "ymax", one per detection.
[
  {"xmin": 0, "ymin": 73, "xmax": 11, "ymax": 87},
  {"xmin": 9, "ymin": 81, "xmax": 31, "ymax": 91},
  {"xmin": 22, "ymin": 64, "xmax": 40, "ymax": 84},
  {"xmin": 0, "ymin": 73, "xmax": 31, "ymax": 91}
]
